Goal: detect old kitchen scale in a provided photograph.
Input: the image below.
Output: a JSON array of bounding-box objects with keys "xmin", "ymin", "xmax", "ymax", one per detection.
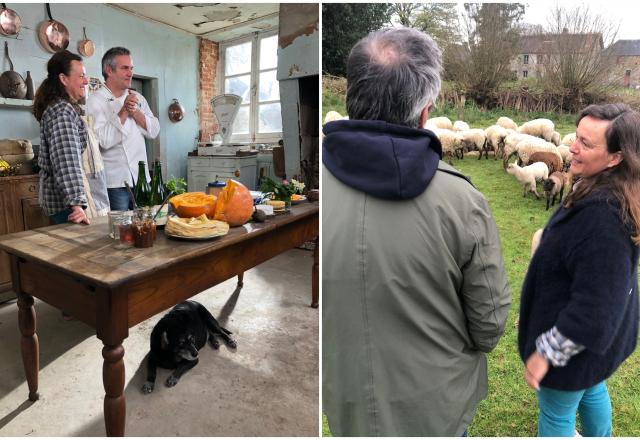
[{"xmin": 198, "ymin": 94, "xmax": 255, "ymax": 156}]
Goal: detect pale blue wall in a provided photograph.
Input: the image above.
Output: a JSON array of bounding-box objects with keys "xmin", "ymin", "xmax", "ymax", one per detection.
[{"xmin": 0, "ymin": 3, "xmax": 199, "ymax": 180}]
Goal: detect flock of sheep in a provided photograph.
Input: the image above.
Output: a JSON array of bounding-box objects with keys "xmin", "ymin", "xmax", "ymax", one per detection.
[
  {"xmin": 323, "ymin": 110, "xmax": 576, "ymax": 211},
  {"xmin": 423, "ymin": 115, "xmax": 576, "ymax": 210}
]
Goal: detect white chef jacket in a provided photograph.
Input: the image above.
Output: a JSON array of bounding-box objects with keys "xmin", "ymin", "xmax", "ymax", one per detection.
[{"xmin": 86, "ymin": 86, "xmax": 160, "ymax": 188}]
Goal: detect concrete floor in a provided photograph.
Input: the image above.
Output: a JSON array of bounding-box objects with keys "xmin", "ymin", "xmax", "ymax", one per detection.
[{"xmin": 0, "ymin": 248, "xmax": 318, "ymax": 436}]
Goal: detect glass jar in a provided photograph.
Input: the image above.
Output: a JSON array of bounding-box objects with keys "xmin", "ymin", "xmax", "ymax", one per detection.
[
  {"xmin": 132, "ymin": 208, "xmax": 156, "ymax": 248},
  {"xmin": 108, "ymin": 210, "xmax": 125, "ymax": 239},
  {"xmin": 207, "ymin": 180, "xmax": 226, "ymax": 197},
  {"xmin": 114, "ymin": 214, "xmax": 134, "ymax": 245}
]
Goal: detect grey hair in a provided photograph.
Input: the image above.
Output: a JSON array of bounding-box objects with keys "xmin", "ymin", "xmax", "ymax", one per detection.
[
  {"xmin": 346, "ymin": 27, "xmax": 442, "ymax": 128},
  {"xmin": 101, "ymin": 47, "xmax": 131, "ymax": 80}
]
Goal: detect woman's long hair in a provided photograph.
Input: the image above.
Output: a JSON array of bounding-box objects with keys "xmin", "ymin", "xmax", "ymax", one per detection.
[
  {"xmin": 564, "ymin": 103, "xmax": 640, "ymax": 245},
  {"xmin": 33, "ymin": 50, "xmax": 82, "ymax": 122}
]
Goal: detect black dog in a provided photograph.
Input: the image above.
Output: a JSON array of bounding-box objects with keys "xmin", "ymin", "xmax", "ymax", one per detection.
[{"xmin": 141, "ymin": 300, "xmax": 236, "ymax": 394}]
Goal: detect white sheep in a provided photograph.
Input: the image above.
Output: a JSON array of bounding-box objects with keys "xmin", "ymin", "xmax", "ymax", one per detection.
[
  {"xmin": 497, "ymin": 116, "xmax": 518, "ymax": 130},
  {"xmin": 506, "ymin": 161, "xmax": 549, "ymax": 199},
  {"xmin": 531, "ymin": 228, "xmax": 543, "ymax": 256},
  {"xmin": 551, "ymin": 131, "xmax": 561, "ymax": 146},
  {"xmin": 518, "ymin": 118, "xmax": 556, "ymax": 142},
  {"xmin": 460, "ymin": 128, "xmax": 487, "ymax": 158},
  {"xmin": 324, "ymin": 110, "xmax": 345, "ymax": 124},
  {"xmin": 503, "ymin": 133, "xmax": 544, "ymax": 168},
  {"xmin": 453, "ymin": 120, "xmax": 470, "ymax": 131},
  {"xmin": 424, "ymin": 116, "xmax": 453, "ymax": 130},
  {"xmin": 561, "ymin": 132, "xmax": 576, "ymax": 146},
  {"xmin": 431, "ymin": 128, "xmax": 463, "ymax": 164},
  {"xmin": 556, "ymin": 145, "xmax": 573, "ymax": 171},
  {"xmin": 485, "ymin": 125, "xmax": 509, "ymax": 159},
  {"xmin": 516, "ymin": 140, "xmax": 562, "ymax": 169}
]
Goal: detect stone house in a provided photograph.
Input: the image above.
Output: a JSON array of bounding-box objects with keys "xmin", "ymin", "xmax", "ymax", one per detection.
[{"xmin": 607, "ymin": 40, "xmax": 640, "ymax": 87}]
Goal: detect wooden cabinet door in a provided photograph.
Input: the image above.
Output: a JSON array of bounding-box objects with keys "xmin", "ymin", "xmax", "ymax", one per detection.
[{"xmin": 22, "ymin": 198, "xmax": 50, "ymax": 230}]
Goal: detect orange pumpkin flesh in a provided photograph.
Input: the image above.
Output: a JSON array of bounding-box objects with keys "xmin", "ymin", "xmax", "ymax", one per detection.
[
  {"xmin": 213, "ymin": 179, "xmax": 254, "ymax": 226},
  {"xmin": 169, "ymin": 192, "xmax": 217, "ymax": 219}
]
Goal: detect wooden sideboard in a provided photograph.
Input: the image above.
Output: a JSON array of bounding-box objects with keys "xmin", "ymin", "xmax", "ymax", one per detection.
[{"xmin": 0, "ymin": 174, "xmax": 50, "ymax": 301}]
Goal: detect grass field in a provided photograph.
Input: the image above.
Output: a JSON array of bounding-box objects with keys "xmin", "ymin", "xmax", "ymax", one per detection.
[{"xmin": 321, "ymin": 84, "xmax": 640, "ymax": 434}]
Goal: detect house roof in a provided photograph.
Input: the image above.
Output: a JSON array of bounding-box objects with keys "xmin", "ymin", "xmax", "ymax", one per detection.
[
  {"xmin": 519, "ymin": 33, "xmax": 603, "ymax": 54},
  {"xmin": 608, "ymin": 40, "xmax": 640, "ymax": 56}
]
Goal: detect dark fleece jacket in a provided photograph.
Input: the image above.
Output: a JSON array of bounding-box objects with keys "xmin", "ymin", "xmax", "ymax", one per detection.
[
  {"xmin": 322, "ymin": 119, "xmax": 443, "ymax": 200},
  {"xmin": 518, "ymin": 188, "xmax": 639, "ymax": 390}
]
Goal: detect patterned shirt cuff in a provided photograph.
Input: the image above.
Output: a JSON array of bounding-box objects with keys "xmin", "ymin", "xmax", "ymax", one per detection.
[{"xmin": 535, "ymin": 326, "xmax": 585, "ymax": 367}]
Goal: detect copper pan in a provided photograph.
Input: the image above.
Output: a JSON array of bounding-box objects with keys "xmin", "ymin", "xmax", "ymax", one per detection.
[
  {"xmin": 37, "ymin": 3, "xmax": 69, "ymax": 53},
  {"xmin": 78, "ymin": 26, "xmax": 95, "ymax": 57},
  {"xmin": 0, "ymin": 3, "xmax": 21, "ymax": 36}
]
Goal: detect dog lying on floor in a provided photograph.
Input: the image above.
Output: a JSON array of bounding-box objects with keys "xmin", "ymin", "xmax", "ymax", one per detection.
[{"xmin": 141, "ymin": 300, "xmax": 236, "ymax": 394}]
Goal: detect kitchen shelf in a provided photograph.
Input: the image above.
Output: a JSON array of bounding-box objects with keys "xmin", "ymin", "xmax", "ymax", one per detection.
[{"xmin": 0, "ymin": 97, "xmax": 33, "ymax": 109}]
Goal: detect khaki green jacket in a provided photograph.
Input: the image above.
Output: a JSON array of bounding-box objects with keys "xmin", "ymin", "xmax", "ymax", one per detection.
[{"xmin": 322, "ymin": 162, "xmax": 511, "ymax": 436}]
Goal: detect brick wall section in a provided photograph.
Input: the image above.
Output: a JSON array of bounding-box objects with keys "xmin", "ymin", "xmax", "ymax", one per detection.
[{"xmin": 198, "ymin": 38, "xmax": 220, "ymax": 141}]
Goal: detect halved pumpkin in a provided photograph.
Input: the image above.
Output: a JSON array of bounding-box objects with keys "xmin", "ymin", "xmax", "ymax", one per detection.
[
  {"xmin": 169, "ymin": 192, "xmax": 217, "ymax": 219},
  {"xmin": 213, "ymin": 179, "xmax": 254, "ymax": 226}
]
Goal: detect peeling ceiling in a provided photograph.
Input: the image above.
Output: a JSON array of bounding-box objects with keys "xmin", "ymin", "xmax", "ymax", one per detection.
[{"xmin": 109, "ymin": 3, "xmax": 279, "ymax": 41}]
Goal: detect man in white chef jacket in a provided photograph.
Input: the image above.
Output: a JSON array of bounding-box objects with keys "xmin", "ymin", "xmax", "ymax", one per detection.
[{"xmin": 87, "ymin": 47, "xmax": 160, "ymax": 210}]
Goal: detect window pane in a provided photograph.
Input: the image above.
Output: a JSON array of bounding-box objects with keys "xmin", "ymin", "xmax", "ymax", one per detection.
[
  {"xmin": 232, "ymin": 106, "xmax": 250, "ymax": 135},
  {"xmin": 259, "ymin": 70, "xmax": 279, "ymax": 102},
  {"xmin": 225, "ymin": 42, "xmax": 252, "ymax": 76},
  {"xmin": 225, "ymin": 75, "xmax": 251, "ymax": 104},
  {"xmin": 258, "ymin": 103, "xmax": 282, "ymax": 133},
  {"xmin": 260, "ymin": 35, "xmax": 278, "ymax": 70}
]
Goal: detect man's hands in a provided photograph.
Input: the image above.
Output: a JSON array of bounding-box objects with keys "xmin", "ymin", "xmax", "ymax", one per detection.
[
  {"xmin": 68, "ymin": 205, "xmax": 90, "ymax": 225},
  {"xmin": 524, "ymin": 351, "xmax": 549, "ymax": 390},
  {"xmin": 118, "ymin": 90, "xmax": 146, "ymax": 129}
]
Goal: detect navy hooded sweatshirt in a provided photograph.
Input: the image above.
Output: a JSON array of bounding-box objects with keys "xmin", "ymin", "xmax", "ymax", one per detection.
[{"xmin": 322, "ymin": 119, "xmax": 448, "ymax": 200}]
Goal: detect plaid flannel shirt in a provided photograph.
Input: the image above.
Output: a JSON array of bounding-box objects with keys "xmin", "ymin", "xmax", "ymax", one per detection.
[
  {"xmin": 536, "ymin": 326, "xmax": 585, "ymax": 367},
  {"xmin": 38, "ymin": 100, "xmax": 88, "ymax": 216}
]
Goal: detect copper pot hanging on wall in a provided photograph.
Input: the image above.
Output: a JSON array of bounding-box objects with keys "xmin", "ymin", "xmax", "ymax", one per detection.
[
  {"xmin": 168, "ymin": 99, "xmax": 185, "ymax": 123},
  {"xmin": 0, "ymin": 3, "xmax": 22, "ymax": 36},
  {"xmin": 78, "ymin": 26, "xmax": 95, "ymax": 57},
  {"xmin": 37, "ymin": 3, "xmax": 69, "ymax": 54}
]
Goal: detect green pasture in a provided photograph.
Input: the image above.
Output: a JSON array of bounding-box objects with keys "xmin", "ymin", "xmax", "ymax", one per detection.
[{"xmin": 321, "ymin": 84, "xmax": 640, "ymax": 434}]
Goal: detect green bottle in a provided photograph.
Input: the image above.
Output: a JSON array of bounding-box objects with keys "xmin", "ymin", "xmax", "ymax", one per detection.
[
  {"xmin": 149, "ymin": 161, "xmax": 163, "ymax": 206},
  {"xmin": 134, "ymin": 161, "xmax": 151, "ymax": 207}
]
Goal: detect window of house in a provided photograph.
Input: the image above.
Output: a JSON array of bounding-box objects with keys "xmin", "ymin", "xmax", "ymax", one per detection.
[
  {"xmin": 523, "ymin": 54, "xmax": 529, "ymax": 64},
  {"xmin": 523, "ymin": 70, "xmax": 528, "ymax": 78},
  {"xmin": 626, "ymin": 69, "xmax": 632, "ymax": 77},
  {"xmin": 220, "ymin": 31, "xmax": 282, "ymax": 142}
]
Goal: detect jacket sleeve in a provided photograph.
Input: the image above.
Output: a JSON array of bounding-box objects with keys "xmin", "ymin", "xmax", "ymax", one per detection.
[
  {"xmin": 555, "ymin": 205, "xmax": 635, "ymax": 355},
  {"xmin": 86, "ymin": 93, "xmax": 127, "ymax": 150},
  {"xmin": 460, "ymin": 196, "xmax": 511, "ymax": 352},
  {"xmin": 137, "ymin": 93, "xmax": 160, "ymax": 139}
]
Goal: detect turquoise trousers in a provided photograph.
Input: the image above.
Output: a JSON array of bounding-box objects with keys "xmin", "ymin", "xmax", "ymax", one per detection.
[{"xmin": 537, "ymin": 381, "xmax": 612, "ymax": 437}]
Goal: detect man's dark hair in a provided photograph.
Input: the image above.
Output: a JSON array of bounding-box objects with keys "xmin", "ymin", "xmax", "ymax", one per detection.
[{"xmin": 346, "ymin": 27, "xmax": 442, "ymax": 128}]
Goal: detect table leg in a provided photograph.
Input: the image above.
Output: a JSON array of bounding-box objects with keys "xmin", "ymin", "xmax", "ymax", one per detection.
[
  {"xmin": 311, "ymin": 237, "xmax": 319, "ymax": 308},
  {"xmin": 237, "ymin": 272, "xmax": 244, "ymax": 287},
  {"xmin": 102, "ymin": 344, "xmax": 125, "ymax": 437},
  {"xmin": 17, "ymin": 293, "xmax": 40, "ymax": 401}
]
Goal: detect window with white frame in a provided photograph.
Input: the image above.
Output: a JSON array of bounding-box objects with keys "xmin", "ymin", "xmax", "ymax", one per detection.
[{"xmin": 220, "ymin": 31, "xmax": 282, "ymax": 142}]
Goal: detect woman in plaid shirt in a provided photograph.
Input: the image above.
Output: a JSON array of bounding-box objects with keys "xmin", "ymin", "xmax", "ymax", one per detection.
[{"xmin": 33, "ymin": 50, "xmax": 91, "ymax": 225}]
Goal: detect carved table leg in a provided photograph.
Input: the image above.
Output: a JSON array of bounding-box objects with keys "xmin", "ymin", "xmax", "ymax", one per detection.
[
  {"xmin": 17, "ymin": 293, "xmax": 40, "ymax": 401},
  {"xmin": 102, "ymin": 344, "xmax": 125, "ymax": 437},
  {"xmin": 311, "ymin": 237, "xmax": 319, "ymax": 308},
  {"xmin": 237, "ymin": 271, "xmax": 244, "ymax": 287}
]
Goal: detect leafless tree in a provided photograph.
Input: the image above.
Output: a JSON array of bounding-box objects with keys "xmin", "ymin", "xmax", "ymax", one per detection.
[
  {"xmin": 389, "ymin": 3, "xmax": 422, "ymax": 27},
  {"xmin": 537, "ymin": 5, "xmax": 619, "ymax": 111}
]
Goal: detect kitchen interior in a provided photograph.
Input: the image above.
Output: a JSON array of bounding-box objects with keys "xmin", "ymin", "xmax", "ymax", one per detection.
[{"xmin": 0, "ymin": 3, "xmax": 318, "ymax": 436}]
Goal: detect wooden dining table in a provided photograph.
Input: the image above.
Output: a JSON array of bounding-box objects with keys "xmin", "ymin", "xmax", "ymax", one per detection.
[{"xmin": 0, "ymin": 202, "xmax": 318, "ymax": 436}]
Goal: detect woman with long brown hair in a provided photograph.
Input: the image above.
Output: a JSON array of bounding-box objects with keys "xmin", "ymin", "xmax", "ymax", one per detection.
[
  {"xmin": 519, "ymin": 103, "xmax": 640, "ymax": 436},
  {"xmin": 34, "ymin": 50, "xmax": 108, "ymax": 224}
]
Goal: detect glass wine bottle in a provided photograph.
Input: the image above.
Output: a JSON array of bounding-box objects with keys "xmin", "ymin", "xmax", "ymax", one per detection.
[
  {"xmin": 134, "ymin": 161, "xmax": 151, "ymax": 207},
  {"xmin": 149, "ymin": 161, "xmax": 163, "ymax": 206}
]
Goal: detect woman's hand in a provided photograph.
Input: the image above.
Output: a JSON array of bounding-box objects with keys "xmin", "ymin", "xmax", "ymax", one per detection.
[
  {"xmin": 68, "ymin": 205, "xmax": 90, "ymax": 225},
  {"xmin": 524, "ymin": 351, "xmax": 549, "ymax": 390}
]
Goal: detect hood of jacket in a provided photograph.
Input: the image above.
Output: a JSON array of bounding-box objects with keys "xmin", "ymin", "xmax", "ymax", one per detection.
[{"xmin": 322, "ymin": 119, "xmax": 442, "ymax": 200}]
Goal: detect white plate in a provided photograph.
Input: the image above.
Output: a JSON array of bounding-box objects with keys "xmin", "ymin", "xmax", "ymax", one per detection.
[{"xmin": 165, "ymin": 230, "xmax": 228, "ymax": 241}]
